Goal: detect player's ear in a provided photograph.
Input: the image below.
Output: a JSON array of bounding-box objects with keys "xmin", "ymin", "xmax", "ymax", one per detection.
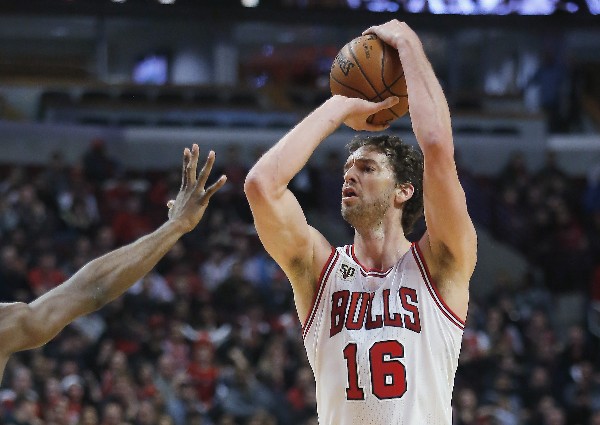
[{"xmin": 395, "ymin": 183, "xmax": 414, "ymax": 206}]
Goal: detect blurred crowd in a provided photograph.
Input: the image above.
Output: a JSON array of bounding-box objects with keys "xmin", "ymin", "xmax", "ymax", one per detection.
[
  {"xmin": 453, "ymin": 147, "xmax": 600, "ymax": 425},
  {"xmin": 0, "ymin": 138, "xmax": 599, "ymax": 425}
]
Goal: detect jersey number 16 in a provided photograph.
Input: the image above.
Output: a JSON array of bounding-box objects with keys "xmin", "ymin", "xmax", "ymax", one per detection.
[{"xmin": 343, "ymin": 340, "xmax": 407, "ymax": 400}]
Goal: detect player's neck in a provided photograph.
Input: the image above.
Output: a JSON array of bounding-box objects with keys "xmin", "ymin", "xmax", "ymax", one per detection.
[{"xmin": 353, "ymin": 227, "xmax": 410, "ymax": 271}]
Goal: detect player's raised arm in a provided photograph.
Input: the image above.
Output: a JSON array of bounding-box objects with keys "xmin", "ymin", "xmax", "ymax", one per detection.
[
  {"xmin": 244, "ymin": 95, "xmax": 398, "ymax": 319},
  {"xmin": 366, "ymin": 22, "xmax": 476, "ymax": 291},
  {"xmin": 0, "ymin": 145, "xmax": 225, "ymax": 362}
]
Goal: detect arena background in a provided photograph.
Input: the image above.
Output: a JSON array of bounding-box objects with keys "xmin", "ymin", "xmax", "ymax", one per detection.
[{"xmin": 0, "ymin": 1, "xmax": 599, "ymax": 424}]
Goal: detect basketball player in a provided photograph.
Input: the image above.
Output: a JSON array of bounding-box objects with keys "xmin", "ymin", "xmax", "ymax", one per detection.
[
  {"xmin": 244, "ymin": 20, "xmax": 476, "ymax": 424},
  {"xmin": 0, "ymin": 144, "xmax": 226, "ymax": 381}
]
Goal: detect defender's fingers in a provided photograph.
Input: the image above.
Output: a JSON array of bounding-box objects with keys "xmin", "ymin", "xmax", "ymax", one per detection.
[
  {"xmin": 203, "ymin": 175, "xmax": 227, "ymax": 200},
  {"xmin": 181, "ymin": 148, "xmax": 191, "ymax": 189},
  {"xmin": 197, "ymin": 151, "xmax": 216, "ymax": 189},
  {"xmin": 188, "ymin": 144, "xmax": 200, "ymax": 184}
]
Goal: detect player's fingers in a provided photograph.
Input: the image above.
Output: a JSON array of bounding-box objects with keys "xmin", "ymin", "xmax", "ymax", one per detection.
[
  {"xmin": 181, "ymin": 148, "xmax": 191, "ymax": 190},
  {"xmin": 379, "ymin": 96, "xmax": 399, "ymax": 109},
  {"xmin": 197, "ymin": 151, "xmax": 216, "ymax": 190},
  {"xmin": 203, "ymin": 175, "xmax": 227, "ymax": 201},
  {"xmin": 362, "ymin": 26, "xmax": 377, "ymax": 36},
  {"xmin": 188, "ymin": 144, "xmax": 199, "ymax": 185},
  {"xmin": 364, "ymin": 122, "xmax": 391, "ymax": 132}
]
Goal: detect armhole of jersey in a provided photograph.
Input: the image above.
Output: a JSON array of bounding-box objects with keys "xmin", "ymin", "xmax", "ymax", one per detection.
[
  {"xmin": 302, "ymin": 246, "xmax": 338, "ymax": 339},
  {"xmin": 411, "ymin": 243, "xmax": 465, "ymax": 331}
]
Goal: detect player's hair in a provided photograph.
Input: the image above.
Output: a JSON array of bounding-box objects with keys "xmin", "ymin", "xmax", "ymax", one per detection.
[{"xmin": 347, "ymin": 134, "xmax": 424, "ymax": 233}]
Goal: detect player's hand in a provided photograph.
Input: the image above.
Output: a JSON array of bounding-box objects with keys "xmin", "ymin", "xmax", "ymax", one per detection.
[
  {"xmin": 167, "ymin": 144, "xmax": 226, "ymax": 232},
  {"xmin": 337, "ymin": 95, "xmax": 400, "ymax": 132},
  {"xmin": 362, "ymin": 20, "xmax": 418, "ymax": 51}
]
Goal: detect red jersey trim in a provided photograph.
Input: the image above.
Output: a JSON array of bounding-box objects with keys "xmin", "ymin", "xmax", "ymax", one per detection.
[
  {"xmin": 350, "ymin": 245, "xmax": 394, "ymax": 278},
  {"xmin": 411, "ymin": 243, "xmax": 465, "ymax": 331},
  {"xmin": 302, "ymin": 247, "xmax": 339, "ymax": 340}
]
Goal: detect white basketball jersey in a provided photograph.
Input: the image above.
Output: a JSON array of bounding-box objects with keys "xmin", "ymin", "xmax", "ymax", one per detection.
[{"xmin": 302, "ymin": 243, "xmax": 465, "ymax": 425}]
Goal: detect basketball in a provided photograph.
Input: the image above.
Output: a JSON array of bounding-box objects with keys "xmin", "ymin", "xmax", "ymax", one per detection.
[{"xmin": 330, "ymin": 34, "xmax": 408, "ymax": 126}]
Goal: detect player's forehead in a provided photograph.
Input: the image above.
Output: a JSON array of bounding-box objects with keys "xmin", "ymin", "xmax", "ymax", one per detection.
[{"xmin": 344, "ymin": 146, "xmax": 389, "ymax": 168}]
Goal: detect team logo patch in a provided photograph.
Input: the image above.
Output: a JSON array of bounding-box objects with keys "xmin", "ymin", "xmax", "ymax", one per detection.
[{"xmin": 338, "ymin": 263, "xmax": 356, "ymax": 281}]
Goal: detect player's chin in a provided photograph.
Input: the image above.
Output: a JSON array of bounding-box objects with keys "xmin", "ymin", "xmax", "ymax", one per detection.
[
  {"xmin": 341, "ymin": 198, "xmax": 358, "ymax": 216},
  {"xmin": 341, "ymin": 203, "xmax": 360, "ymax": 225}
]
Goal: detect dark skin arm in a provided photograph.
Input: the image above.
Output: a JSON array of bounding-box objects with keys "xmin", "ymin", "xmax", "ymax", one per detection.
[{"xmin": 0, "ymin": 144, "xmax": 226, "ymax": 380}]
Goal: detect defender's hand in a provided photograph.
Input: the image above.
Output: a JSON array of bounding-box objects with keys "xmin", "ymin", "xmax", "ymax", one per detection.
[{"xmin": 167, "ymin": 144, "xmax": 226, "ymax": 232}]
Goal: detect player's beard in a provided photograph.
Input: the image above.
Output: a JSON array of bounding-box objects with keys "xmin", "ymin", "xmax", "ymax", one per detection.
[{"xmin": 341, "ymin": 190, "xmax": 393, "ymax": 230}]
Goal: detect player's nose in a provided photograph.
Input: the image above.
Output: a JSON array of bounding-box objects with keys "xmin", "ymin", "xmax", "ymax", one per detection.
[{"xmin": 343, "ymin": 167, "xmax": 357, "ymax": 183}]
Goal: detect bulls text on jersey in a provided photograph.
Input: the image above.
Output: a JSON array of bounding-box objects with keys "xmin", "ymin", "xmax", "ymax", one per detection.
[{"xmin": 329, "ymin": 287, "xmax": 421, "ymax": 337}]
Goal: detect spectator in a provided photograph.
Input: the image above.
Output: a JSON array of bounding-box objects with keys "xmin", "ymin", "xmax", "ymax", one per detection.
[
  {"xmin": 27, "ymin": 251, "xmax": 67, "ymax": 298},
  {"xmin": 82, "ymin": 139, "xmax": 122, "ymax": 186},
  {"xmin": 153, "ymin": 354, "xmax": 179, "ymax": 407},
  {"xmin": 164, "ymin": 375, "xmax": 203, "ymax": 425},
  {"xmin": 521, "ymin": 365, "xmax": 554, "ymax": 414},
  {"xmin": 0, "ymin": 244, "xmax": 32, "ymax": 302},
  {"xmin": 135, "ymin": 362, "xmax": 158, "ymax": 401},
  {"xmin": 99, "ymin": 401, "xmax": 124, "ymax": 425},
  {"xmin": 134, "ymin": 399, "xmax": 160, "ymax": 425},
  {"xmin": 199, "ymin": 242, "xmax": 236, "ymax": 292},
  {"xmin": 36, "ymin": 151, "xmax": 70, "ymax": 213},
  {"xmin": 215, "ymin": 355, "xmax": 278, "ymax": 423},
  {"xmin": 286, "ymin": 366, "xmax": 317, "ymax": 424},
  {"xmin": 187, "ymin": 340, "xmax": 219, "ymax": 410},
  {"xmin": 212, "ymin": 144, "xmax": 250, "ymax": 221},
  {"xmin": 79, "ymin": 405, "xmax": 100, "ymax": 425},
  {"xmin": 527, "ymin": 51, "xmax": 571, "ymax": 133},
  {"xmin": 4, "ymin": 394, "xmax": 41, "ymax": 425},
  {"xmin": 61, "ymin": 374, "xmax": 85, "ymax": 425},
  {"xmin": 111, "ymin": 195, "xmax": 154, "ymax": 245}
]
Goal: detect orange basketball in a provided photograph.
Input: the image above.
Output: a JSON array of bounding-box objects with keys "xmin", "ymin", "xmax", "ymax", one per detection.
[{"xmin": 330, "ymin": 34, "xmax": 408, "ymax": 126}]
